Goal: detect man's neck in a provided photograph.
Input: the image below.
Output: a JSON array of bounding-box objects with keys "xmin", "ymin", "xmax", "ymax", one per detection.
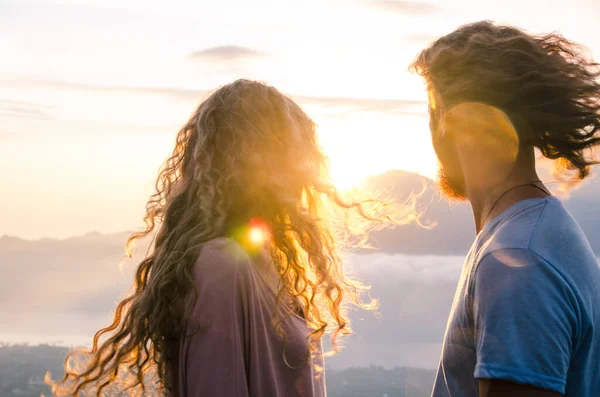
[
  {"xmin": 457, "ymin": 145, "xmax": 549, "ymax": 234},
  {"xmin": 445, "ymin": 109, "xmax": 551, "ymax": 233},
  {"xmin": 466, "ymin": 173, "xmax": 549, "ymax": 234}
]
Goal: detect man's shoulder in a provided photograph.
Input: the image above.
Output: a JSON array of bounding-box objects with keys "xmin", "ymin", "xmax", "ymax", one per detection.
[
  {"xmin": 474, "ymin": 198, "xmax": 549, "ymax": 263},
  {"xmin": 473, "ymin": 197, "xmax": 597, "ymax": 282},
  {"xmin": 528, "ymin": 198, "xmax": 595, "ymax": 263}
]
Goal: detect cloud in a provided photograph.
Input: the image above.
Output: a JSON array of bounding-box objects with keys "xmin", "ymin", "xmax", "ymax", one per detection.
[
  {"xmin": 327, "ymin": 252, "xmax": 462, "ymax": 368},
  {"xmin": 293, "ymin": 94, "xmax": 427, "ymax": 116},
  {"xmin": 0, "ymin": 99, "xmax": 54, "ymax": 120},
  {"xmin": 405, "ymin": 33, "xmax": 438, "ymax": 44},
  {"xmin": 5, "ymin": 78, "xmax": 426, "ymax": 116},
  {"xmin": 370, "ymin": 0, "xmax": 440, "ymax": 14},
  {"xmin": 345, "ymin": 252, "xmax": 464, "ymax": 284},
  {"xmin": 0, "ymin": 234, "xmax": 461, "ymax": 366},
  {"xmin": 187, "ymin": 45, "xmax": 265, "ymax": 62},
  {"xmin": 3, "ymin": 78, "xmax": 210, "ymax": 101}
]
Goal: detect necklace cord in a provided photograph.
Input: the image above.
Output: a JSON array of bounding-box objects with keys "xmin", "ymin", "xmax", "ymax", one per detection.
[{"xmin": 482, "ymin": 180, "xmax": 550, "ymax": 227}]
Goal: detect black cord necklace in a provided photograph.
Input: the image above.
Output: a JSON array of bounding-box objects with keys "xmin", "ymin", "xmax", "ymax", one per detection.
[{"xmin": 481, "ymin": 180, "xmax": 550, "ymax": 227}]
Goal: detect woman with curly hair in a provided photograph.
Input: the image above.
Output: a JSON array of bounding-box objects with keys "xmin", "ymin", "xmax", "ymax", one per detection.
[
  {"xmin": 50, "ymin": 79, "xmax": 404, "ymax": 397},
  {"xmin": 411, "ymin": 21, "xmax": 600, "ymax": 397}
]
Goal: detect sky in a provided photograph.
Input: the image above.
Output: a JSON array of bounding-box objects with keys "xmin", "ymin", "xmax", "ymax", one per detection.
[{"xmin": 1, "ymin": 0, "xmax": 600, "ymax": 239}]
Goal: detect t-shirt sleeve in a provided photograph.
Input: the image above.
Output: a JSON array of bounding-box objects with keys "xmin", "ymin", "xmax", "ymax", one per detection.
[
  {"xmin": 472, "ymin": 248, "xmax": 579, "ymax": 394},
  {"xmin": 179, "ymin": 240, "xmax": 253, "ymax": 397}
]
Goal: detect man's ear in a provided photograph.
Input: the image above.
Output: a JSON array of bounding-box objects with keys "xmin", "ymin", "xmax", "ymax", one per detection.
[
  {"xmin": 444, "ymin": 102, "xmax": 519, "ymax": 156},
  {"xmin": 443, "ymin": 102, "xmax": 520, "ymax": 185}
]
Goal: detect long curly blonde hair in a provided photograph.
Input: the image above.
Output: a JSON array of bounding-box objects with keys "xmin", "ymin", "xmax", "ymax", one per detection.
[{"xmin": 50, "ymin": 79, "xmax": 413, "ymax": 396}]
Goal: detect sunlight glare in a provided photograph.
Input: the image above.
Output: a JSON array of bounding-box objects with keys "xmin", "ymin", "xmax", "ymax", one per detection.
[
  {"xmin": 316, "ymin": 113, "xmax": 438, "ymax": 190},
  {"xmin": 249, "ymin": 226, "xmax": 267, "ymax": 246}
]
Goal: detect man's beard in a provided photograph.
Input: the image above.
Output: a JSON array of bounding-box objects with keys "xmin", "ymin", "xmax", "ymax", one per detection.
[
  {"xmin": 429, "ymin": 107, "xmax": 468, "ymax": 202},
  {"xmin": 437, "ymin": 165, "xmax": 468, "ymax": 202},
  {"xmin": 432, "ymin": 134, "xmax": 468, "ymax": 201}
]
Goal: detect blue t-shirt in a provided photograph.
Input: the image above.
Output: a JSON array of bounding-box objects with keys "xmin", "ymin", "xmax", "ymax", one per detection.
[{"xmin": 432, "ymin": 196, "xmax": 600, "ymax": 396}]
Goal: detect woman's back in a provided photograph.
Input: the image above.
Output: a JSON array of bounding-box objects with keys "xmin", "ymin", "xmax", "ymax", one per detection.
[{"xmin": 169, "ymin": 238, "xmax": 326, "ymax": 397}]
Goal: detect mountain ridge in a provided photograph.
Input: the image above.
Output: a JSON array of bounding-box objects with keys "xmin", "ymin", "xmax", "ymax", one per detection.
[{"xmin": 2, "ymin": 169, "xmax": 598, "ymax": 255}]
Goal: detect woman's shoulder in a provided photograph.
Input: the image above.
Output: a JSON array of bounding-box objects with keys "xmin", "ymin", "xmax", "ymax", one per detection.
[{"xmin": 194, "ymin": 237, "xmax": 253, "ymax": 276}]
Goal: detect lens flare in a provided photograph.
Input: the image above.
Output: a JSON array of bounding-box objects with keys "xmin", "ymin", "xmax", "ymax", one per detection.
[
  {"xmin": 249, "ymin": 227, "xmax": 267, "ymax": 245},
  {"xmin": 246, "ymin": 219, "xmax": 269, "ymax": 247}
]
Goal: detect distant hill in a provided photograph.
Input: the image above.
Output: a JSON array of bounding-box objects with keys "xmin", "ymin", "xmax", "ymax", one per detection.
[
  {"xmin": 3, "ymin": 169, "xmax": 598, "ymax": 257},
  {"xmin": 362, "ymin": 171, "xmax": 473, "ymax": 255},
  {"xmin": 0, "ymin": 344, "xmax": 68, "ymax": 397},
  {"xmin": 326, "ymin": 366, "xmax": 435, "ymax": 397},
  {"xmin": 363, "ymin": 170, "xmax": 600, "ymax": 255},
  {"xmin": 0, "ymin": 344, "xmax": 435, "ymax": 397}
]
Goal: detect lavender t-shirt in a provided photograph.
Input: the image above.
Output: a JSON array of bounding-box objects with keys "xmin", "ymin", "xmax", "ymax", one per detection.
[{"xmin": 168, "ymin": 238, "xmax": 326, "ymax": 397}]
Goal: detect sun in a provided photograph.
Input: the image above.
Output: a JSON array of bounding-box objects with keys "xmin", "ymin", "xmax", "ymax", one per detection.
[
  {"xmin": 316, "ymin": 113, "xmax": 439, "ymax": 189},
  {"xmin": 328, "ymin": 162, "xmax": 368, "ymax": 191}
]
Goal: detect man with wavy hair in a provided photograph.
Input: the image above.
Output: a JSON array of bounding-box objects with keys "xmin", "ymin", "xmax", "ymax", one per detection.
[{"xmin": 412, "ymin": 21, "xmax": 600, "ymax": 396}]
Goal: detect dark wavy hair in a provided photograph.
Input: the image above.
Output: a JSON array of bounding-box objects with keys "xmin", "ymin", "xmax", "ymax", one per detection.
[
  {"xmin": 48, "ymin": 79, "xmax": 414, "ymax": 396},
  {"xmin": 411, "ymin": 20, "xmax": 600, "ymax": 180}
]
